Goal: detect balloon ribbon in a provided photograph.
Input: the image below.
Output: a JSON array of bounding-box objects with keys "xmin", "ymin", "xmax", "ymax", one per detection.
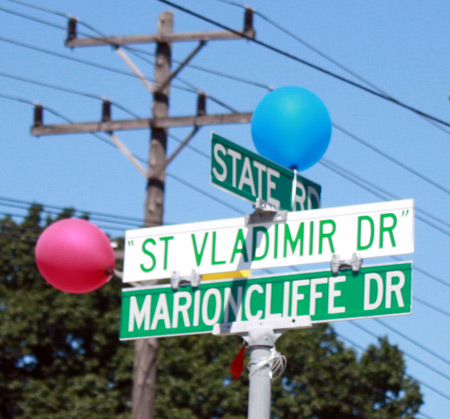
[{"xmin": 230, "ymin": 343, "xmax": 246, "ymax": 381}]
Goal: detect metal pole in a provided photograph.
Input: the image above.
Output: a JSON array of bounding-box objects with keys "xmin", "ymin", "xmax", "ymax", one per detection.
[{"xmin": 247, "ymin": 328, "xmax": 277, "ymax": 419}]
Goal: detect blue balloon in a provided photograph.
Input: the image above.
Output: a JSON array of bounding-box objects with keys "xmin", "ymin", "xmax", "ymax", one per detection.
[{"xmin": 251, "ymin": 86, "xmax": 332, "ymax": 171}]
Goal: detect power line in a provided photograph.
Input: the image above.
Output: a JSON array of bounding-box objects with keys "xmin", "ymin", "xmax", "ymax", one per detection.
[
  {"xmin": 0, "ymin": 90, "xmax": 136, "ymax": 150},
  {"xmin": 350, "ymin": 321, "xmax": 450, "ymax": 385},
  {"xmin": 286, "ymin": 343, "xmax": 433, "ymax": 419},
  {"xmin": 3, "ymin": 2, "xmax": 243, "ymax": 115},
  {"xmin": 3, "ymin": 0, "xmax": 272, "ymax": 91},
  {"xmin": 374, "ymin": 318, "xmax": 450, "ymax": 368},
  {"xmin": 5, "ymin": 0, "xmax": 450, "ymax": 199},
  {"xmin": 166, "ymin": 172, "xmax": 246, "ymax": 215},
  {"xmin": 7, "ymin": 0, "xmax": 450, "ymax": 368},
  {"xmin": 0, "ymin": 71, "xmax": 142, "ymax": 119},
  {"xmin": 126, "ymin": 45, "xmax": 273, "ymax": 91},
  {"xmin": 125, "ymin": 48, "xmax": 239, "ymax": 113},
  {"xmin": 0, "ymin": 36, "xmax": 147, "ymax": 79},
  {"xmin": 218, "ymin": 0, "xmax": 450, "ymax": 141},
  {"xmin": 4, "ymin": 3, "xmax": 446, "ymax": 416},
  {"xmin": 0, "ymin": 92, "xmax": 80, "ymax": 124},
  {"xmin": 319, "ymin": 158, "xmax": 450, "ymax": 237},
  {"xmin": 168, "ymin": 133, "xmax": 209, "ymax": 159},
  {"xmin": 391, "ymin": 256, "xmax": 450, "ymax": 290},
  {"xmin": 338, "ymin": 332, "xmax": 450, "ymax": 407},
  {"xmin": 159, "ymin": 0, "xmax": 450, "ymax": 130},
  {"xmin": 333, "ymin": 123, "xmax": 450, "ymax": 197},
  {"xmin": 5, "ymin": 0, "xmax": 70, "ymax": 19},
  {"xmin": 0, "ymin": 5, "xmax": 68, "ymax": 31},
  {"xmin": 4, "ymin": 0, "xmax": 450, "ymax": 205},
  {"xmin": 412, "ymin": 296, "xmax": 450, "ymax": 319},
  {"xmin": 0, "ymin": 201, "xmax": 143, "ymax": 230},
  {"xmin": 0, "ymin": 196, "xmax": 145, "ymax": 225}
]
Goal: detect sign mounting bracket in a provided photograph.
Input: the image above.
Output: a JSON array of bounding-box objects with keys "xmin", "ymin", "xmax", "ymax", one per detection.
[
  {"xmin": 170, "ymin": 269, "xmax": 201, "ymax": 289},
  {"xmin": 245, "ymin": 198, "xmax": 287, "ymax": 225},
  {"xmin": 330, "ymin": 252, "xmax": 362, "ymax": 275}
]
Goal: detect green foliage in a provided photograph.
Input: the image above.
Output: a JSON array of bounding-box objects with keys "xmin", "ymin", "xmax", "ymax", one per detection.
[
  {"xmin": 0, "ymin": 206, "xmax": 422, "ymax": 418},
  {"xmin": 155, "ymin": 325, "xmax": 423, "ymax": 419},
  {"xmin": 0, "ymin": 206, "xmax": 132, "ymax": 418}
]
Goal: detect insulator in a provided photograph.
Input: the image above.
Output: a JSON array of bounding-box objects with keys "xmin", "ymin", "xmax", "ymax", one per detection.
[
  {"xmin": 67, "ymin": 18, "xmax": 77, "ymax": 41},
  {"xmin": 197, "ymin": 94, "xmax": 206, "ymax": 116},
  {"xmin": 244, "ymin": 8, "xmax": 254, "ymax": 32},
  {"xmin": 33, "ymin": 105, "xmax": 43, "ymax": 126},
  {"xmin": 102, "ymin": 100, "xmax": 112, "ymax": 122}
]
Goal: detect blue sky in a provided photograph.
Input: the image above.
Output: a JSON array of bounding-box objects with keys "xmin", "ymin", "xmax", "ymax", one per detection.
[{"xmin": 1, "ymin": 0, "xmax": 449, "ymax": 417}]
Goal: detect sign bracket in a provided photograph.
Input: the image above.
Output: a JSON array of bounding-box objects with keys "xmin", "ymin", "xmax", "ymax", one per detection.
[
  {"xmin": 170, "ymin": 269, "xmax": 201, "ymax": 289},
  {"xmin": 245, "ymin": 198, "xmax": 287, "ymax": 225},
  {"xmin": 330, "ymin": 252, "xmax": 362, "ymax": 275}
]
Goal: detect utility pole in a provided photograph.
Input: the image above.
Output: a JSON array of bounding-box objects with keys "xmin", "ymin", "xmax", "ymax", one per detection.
[
  {"xmin": 132, "ymin": 12, "xmax": 172, "ymax": 419},
  {"xmin": 32, "ymin": 9, "xmax": 254, "ymax": 419}
]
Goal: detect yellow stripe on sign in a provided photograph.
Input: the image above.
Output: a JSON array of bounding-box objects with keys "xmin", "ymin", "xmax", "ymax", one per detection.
[{"xmin": 202, "ymin": 270, "xmax": 251, "ymax": 281}]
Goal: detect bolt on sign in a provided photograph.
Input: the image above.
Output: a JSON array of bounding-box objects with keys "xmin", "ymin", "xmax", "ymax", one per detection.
[
  {"xmin": 120, "ymin": 262, "xmax": 412, "ymax": 340},
  {"xmin": 122, "ymin": 199, "xmax": 414, "ymax": 283},
  {"xmin": 211, "ymin": 133, "xmax": 321, "ymax": 211}
]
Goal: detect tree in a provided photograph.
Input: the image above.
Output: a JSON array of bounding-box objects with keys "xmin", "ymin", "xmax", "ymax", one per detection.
[
  {"xmin": 0, "ymin": 205, "xmax": 133, "ymax": 418},
  {"xmin": 154, "ymin": 326, "xmax": 422, "ymax": 418},
  {"xmin": 0, "ymin": 206, "xmax": 422, "ymax": 418}
]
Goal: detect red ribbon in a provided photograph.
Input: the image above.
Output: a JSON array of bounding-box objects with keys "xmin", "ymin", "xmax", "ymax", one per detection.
[{"xmin": 230, "ymin": 343, "xmax": 246, "ymax": 381}]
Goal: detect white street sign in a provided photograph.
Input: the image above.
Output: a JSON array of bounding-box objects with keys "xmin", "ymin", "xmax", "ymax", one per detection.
[{"xmin": 123, "ymin": 199, "xmax": 414, "ymax": 283}]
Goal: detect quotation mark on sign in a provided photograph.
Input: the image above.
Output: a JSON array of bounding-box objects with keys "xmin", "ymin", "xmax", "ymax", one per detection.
[
  {"xmin": 401, "ymin": 209, "xmax": 409, "ymax": 217},
  {"xmin": 127, "ymin": 240, "xmax": 135, "ymax": 246}
]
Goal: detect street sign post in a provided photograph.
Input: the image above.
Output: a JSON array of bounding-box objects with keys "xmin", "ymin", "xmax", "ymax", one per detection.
[
  {"xmin": 211, "ymin": 133, "xmax": 321, "ymax": 211},
  {"xmin": 120, "ymin": 261, "xmax": 412, "ymax": 340},
  {"xmin": 122, "ymin": 199, "xmax": 414, "ymax": 283}
]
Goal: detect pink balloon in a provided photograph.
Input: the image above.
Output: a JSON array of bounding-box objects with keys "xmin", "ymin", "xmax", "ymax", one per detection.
[{"xmin": 35, "ymin": 218, "xmax": 115, "ymax": 294}]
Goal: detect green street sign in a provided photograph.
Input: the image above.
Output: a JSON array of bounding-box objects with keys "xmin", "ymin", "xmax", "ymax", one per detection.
[
  {"xmin": 211, "ymin": 133, "xmax": 321, "ymax": 211},
  {"xmin": 120, "ymin": 262, "xmax": 412, "ymax": 340}
]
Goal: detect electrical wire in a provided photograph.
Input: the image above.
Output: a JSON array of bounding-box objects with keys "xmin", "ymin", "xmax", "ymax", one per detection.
[
  {"xmin": 286, "ymin": 351, "xmax": 432, "ymax": 419},
  {"xmin": 412, "ymin": 296, "xmax": 450, "ymax": 319},
  {"xmin": 0, "ymin": 196, "xmax": 145, "ymax": 225},
  {"xmin": 413, "ymin": 296, "xmax": 450, "ymax": 319},
  {"xmin": 0, "ymin": 36, "xmax": 147, "ymax": 79},
  {"xmin": 395, "ymin": 256, "xmax": 450, "ymax": 290},
  {"xmin": 3, "ymin": 0, "xmax": 272, "ymax": 91},
  {"xmin": 0, "ymin": 5, "xmax": 68, "ymax": 31},
  {"xmin": 5, "ymin": 0, "xmax": 70, "ymax": 19},
  {"xmin": 166, "ymin": 172, "xmax": 246, "ymax": 215},
  {"xmin": 0, "ymin": 201, "xmax": 143, "ymax": 230},
  {"xmin": 216, "ymin": 0, "xmax": 450, "ymax": 141},
  {"xmin": 3, "ymin": 3, "xmax": 448, "ymax": 415},
  {"xmin": 0, "ymin": 92, "xmax": 78, "ymax": 124},
  {"xmin": 319, "ymin": 158, "xmax": 450, "ymax": 237},
  {"xmin": 6, "ymin": 0, "xmax": 450, "ymax": 198},
  {"xmin": 124, "ymin": 48, "xmax": 239, "ymax": 113},
  {"xmin": 6, "ymin": 0, "xmax": 450, "ymax": 364},
  {"xmin": 338, "ymin": 332, "xmax": 450, "ymax": 406},
  {"xmin": 169, "ymin": 133, "xmax": 209, "ymax": 159},
  {"xmin": 171, "ymin": 125, "xmax": 450, "ymax": 240},
  {"xmin": 158, "ymin": 0, "xmax": 450, "ymax": 130},
  {"xmin": 3, "ymin": 1, "xmax": 450, "ymax": 203},
  {"xmin": 0, "ymin": 71, "xmax": 142, "ymax": 119},
  {"xmin": 350, "ymin": 321, "xmax": 450, "ymax": 384},
  {"xmin": 333, "ymin": 123, "xmax": 450, "ymax": 197},
  {"xmin": 126, "ymin": 45, "xmax": 273, "ymax": 91},
  {"xmin": 374, "ymin": 318, "xmax": 450, "ymax": 367}
]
